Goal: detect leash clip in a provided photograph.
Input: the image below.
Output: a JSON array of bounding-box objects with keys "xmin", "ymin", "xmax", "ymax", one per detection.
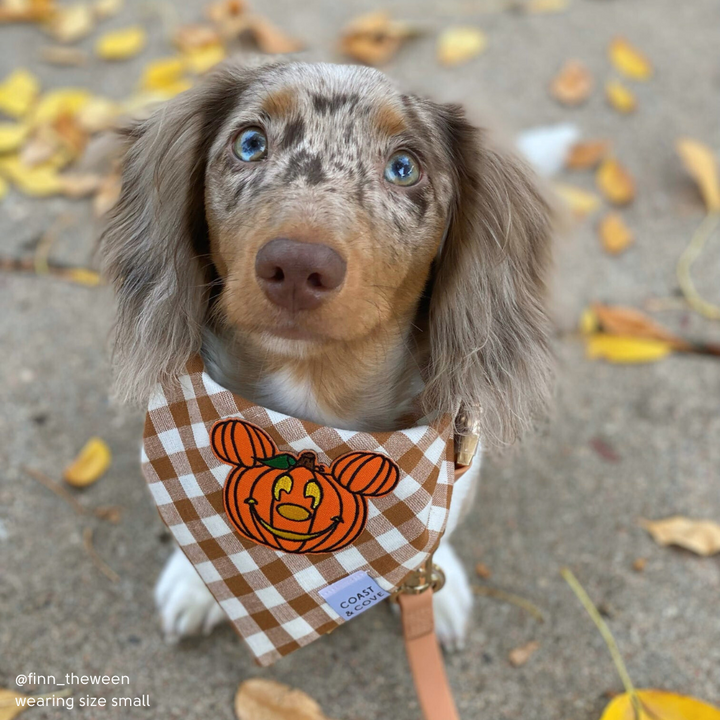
[{"xmin": 391, "ymin": 554, "xmax": 445, "ymax": 601}]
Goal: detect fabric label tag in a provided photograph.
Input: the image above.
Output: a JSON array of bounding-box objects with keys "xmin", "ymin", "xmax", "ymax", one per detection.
[{"xmin": 318, "ymin": 571, "xmax": 389, "ymax": 621}]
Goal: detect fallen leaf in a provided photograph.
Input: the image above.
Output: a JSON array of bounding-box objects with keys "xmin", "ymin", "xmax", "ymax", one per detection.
[
  {"xmin": 554, "ymin": 183, "xmax": 601, "ymax": 218},
  {"xmin": 245, "ymin": 15, "xmax": 303, "ymax": 54},
  {"xmin": 59, "ymin": 172, "xmax": 102, "ymax": 198},
  {"xmin": 586, "ymin": 334, "xmax": 672, "ymax": 363},
  {"xmin": 579, "ymin": 306, "xmax": 599, "ymax": 334},
  {"xmin": 76, "ymin": 96, "xmax": 120, "ymax": 132},
  {"xmin": 550, "ymin": 60, "xmax": 593, "ymax": 106},
  {"xmin": 40, "ymin": 45, "xmax": 88, "ymax": 65},
  {"xmin": 596, "ymin": 158, "xmax": 635, "ymax": 205},
  {"xmin": 508, "ymin": 640, "xmax": 539, "ymax": 667},
  {"xmin": 639, "ymin": 517, "xmax": 720, "ymax": 557},
  {"xmin": 609, "ymin": 37, "xmax": 653, "ymax": 81},
  {"xmin": 601, "ymin": 689, "xmax": 720, "ymax": 720},
  {"xmin": 45, "ymin": 2, "xmax": 95, "ymax": 43},
  {"xmin": 140, "ymin": 56, "xmax": 186, "ymax": 91},
  {"xmin": 93, "ymin": 0, "xmax": 122, "ymax": 19},
  {"xmin": 632, "ymin": 557, "xmax": 646, "ymax": 572},
  {"xmin": 0, "ymin": 155, "xmax": 63, "ymax": 195},
  {"xmin": 523, "ymin": 0, "xmax": 570, "ymax": 13},
  {"xmin": 0, "ymin": 175, "xmax": 7, "ymax": 201},
  {"xmin": 0, "ymin": 0, "xmax": 55, "ymax": 23},
  {"xmin": 95, "ymin": 25, "xmax": 146, "ymax": 60},
  {"xmin": 599, "ymin": 212, "xmax": 633, "ymax": 255},
  {"xmin": 206, "ymin": 0, "xmax": 246, "ymax": 25},
  {"xmin": 0, "ymin": 688, "xmax": 27, "ymax": 720},
  {"xmin": 235, "ymin": 679, "xmax": 333, "ymax": 720},
  {"xmin": 565, "ymin": 140, "xmax": 610, "ymax": 170},
  {"xmin": 475, "ymin": 562, "xmax": 491, "ymax": 579},
  {"xmin": 676, "ymin": 138, "xmax": 720, "ymax": 212},
  {"xmin": 606, "ymin": 80, "xmax": 636, "ymax": 113},
  {"xmin": 183, "ymin": 42, "xmax": 226, "ymax": 74},
  {"xmin": 0, "ymin": 68, "xmax": 40, "ymax": 118},
  {"xmin": 437, "ymin": 26, "xmax": 487, "ymax": 67},
  {"xmin": 339, "ymin": 11, "xmax": 415, "ymax": 66},
  {"xmin": 31, "ymin": 87, "xmax": 92, "ymax": 125},
  {"xmin": 63, "ymin": 437, "xmax": 111, "ymax": 486},
  {"xmin": 591, "ymin": 303, "xmax": 689, "ymax": 349},
  {"xmin": 64, "ymin": 267, "xmax": 102, "ymax": 285},
  {"xmin": 0, "ymin": 122, "xmax": 29, "ymax": 152},
  {"xmin": 173, "ymin": 23, "xmax": 221, "ymax": 52}
]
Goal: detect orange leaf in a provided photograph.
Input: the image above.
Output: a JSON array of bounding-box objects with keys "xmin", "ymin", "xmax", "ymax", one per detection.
[
  {"xmin": 596, "ymin": 158, "xmax": 635, "ymax": 205},
  {"xmin": 235, "ymin": 679, "xmax": 333, "ymax": 720},
  {"xmin": 63, "ymin": 437, "xmax": 111, "ymax": 486},
  {"xmin": 550, "ymin": 60, "xmax": 593, "ymax": 106},
  {"xmin": 565, "ymin": 140, "xmax": 610, "ymax": 170},
  {"xmin": 339, "ymin": 12, "xmax": 415, "ymax": 66},
  {"xmin": 599, "ymin": 213, "xmax": 633, "ymax": 255},
  {"xmin": 676, "ymin": 138, "xmax": 720, "ymax": 212},
  {"xmin": 508, "ymin": 640, "xmax": 540, "ymax": 667},
  {"xmin": 591, "ymin": 303, "xmax": 688, "ymax": 349},
  {"xmin": 245, "ymin": 15, "xmax": 303, "ymax": 54}
]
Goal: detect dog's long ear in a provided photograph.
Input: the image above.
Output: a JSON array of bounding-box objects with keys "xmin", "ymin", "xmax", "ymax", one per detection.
[
  {"xmin": 100, "ymin": 63, "xmax": 260, "ymax": 404},
  {"xmin": 422, "ymin": 104, "xmax": 554, "ymax": 446}
]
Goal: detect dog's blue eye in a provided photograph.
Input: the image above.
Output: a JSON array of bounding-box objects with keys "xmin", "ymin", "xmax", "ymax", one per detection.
[
  {"xmin": 233, "ymin": 127, "xmax": 268, "ymax": 162},
  {"xmin": 384, "ymin": 151, "xmax": 421, "ymax": 187}
]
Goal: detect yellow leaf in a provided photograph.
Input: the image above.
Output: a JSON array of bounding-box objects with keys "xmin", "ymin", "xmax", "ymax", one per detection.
[
  {"xmin": 579, "ymin": 306, "xmax": 599, "ymax": 335},
  {"xmin": 601, "ymin": 689, "xmax": 720, "ymax": 720},
  {"xmin": 339, "ymin": 12, "xmax": 416, "ymax": 66},
  {"xmin": 64, "ymin": 267, "xmax": 102, "ymax": 285},
  {"xmin": 554, "ymin": 183, "xmax": 601, "ymax": 218},
  {"xmin": 676, "ymin": 137, "xmax": 720, "ymax": 212},
  {"xmin": 46, "ymin": 2, "xmax": 95, "ymax": 43},
  {"xmin": 524, "ymin": 0, "xmax": 570, "ymax": 13},
  {"xmin": 599, "ymin": 212, "xmax": 633, "ymax": 255},
  {"xmin": 606, "ymin": 80, "xmax": 636, "ymax": 113},
  {"xmin": 0, "ymin": 175, "xmax": 7, "ymax": 201},
  {"xmin": 437, "ymin": 26, "xmax": 487, "ymax": 67},
  {"xmin": 0, "ymin": 68, "xmax": 40, "ymax": 118},
  {"xmin": 183, "ymin": 42, "xmax": 226, "ymax": 74},
  {"xmin": 586, "ymin": 334, "xmax": 672, "ymax": 363},
  {"xmin": 591, "ymin": 303, "xmax": 689, "ymax": 349},
  {"xmin": 76, "ymin": 96, "xmax": 120, "ymax": 132},
  {"xmin": 0, "ymin": 122, "xmax": 30, "ymax": 152},
  {"xmin": 639, "ymin": 517, "xmax": 720, "ymax": 557},
  {"xmin": 235, "ymin": 679, "xmax": 333, "ymax": 720},
  {"xmin": 550, "ymin": 60, "xmax": 593, "ymax": 106},
  {"xmin": 140, "ymin": 56, "xmax": 186, "ymax": 91},
  {"xmin": 565, "ymin": 139, "xmax": 610, "ymax": 170},
  {"xmin": 0, "ymin": 155, "xmax": 63, "ymax": 196},
  {"xmin": 596, "ymin": 157, "xmax": 635, "ymax": 205},
  {"xmin": 31, "ymin": 88, "xmax": 92, "ymax": 125},
  {"xmin": 0, "ymin": 0, "xmax": 55, "ymax": 23},
  {"xmin": 95, "ymin": 25, "xmax": 146, "ymax": 60},
  {"xmin": 93, "ymin": 0, "xmax": 123, "ymax": 20},
  {"xmin": 0, "ymin": 688, "xmax": 27, "ymax": 720},
  {"xmin": 609, "ymin": 37, "xmax": 652, "ymax": 81},
  {"xmin": 63, "ymin": 437, "xmax": 111, "ymax": 486}
]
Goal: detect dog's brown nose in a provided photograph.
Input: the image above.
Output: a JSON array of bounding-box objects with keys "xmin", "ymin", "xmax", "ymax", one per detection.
[{"xmin": 255, "ymin": 238, "xmax": 346, "ymax": 311}]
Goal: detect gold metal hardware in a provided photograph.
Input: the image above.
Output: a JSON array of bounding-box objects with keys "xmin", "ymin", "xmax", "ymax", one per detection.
[
  {"xmin": 391, "ymin": 554, "xmax": 446, "ymax": 601},
  {"xmin": 454, "ymin": 408, "xmax": 482, "ymax": 467}
]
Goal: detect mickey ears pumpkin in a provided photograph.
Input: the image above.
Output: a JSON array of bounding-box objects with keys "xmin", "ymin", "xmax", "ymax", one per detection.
[
  {"xmin": 331, "ymin": 452, "xmax": 400, "ymax": 497},
  {"xmin": 211, "ymin": 419, "xmax": 277, "ymax": 467}
]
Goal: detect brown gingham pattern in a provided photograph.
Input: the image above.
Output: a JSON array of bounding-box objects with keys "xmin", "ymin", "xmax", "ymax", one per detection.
[{"xmin": 142, "ymin": 356, "xmax": 455, "ymax": 666}]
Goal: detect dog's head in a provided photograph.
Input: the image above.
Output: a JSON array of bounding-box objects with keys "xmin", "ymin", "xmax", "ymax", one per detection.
[{"xmin": 102, "ymin": 60, "xmax": 553, "ymax": 444}]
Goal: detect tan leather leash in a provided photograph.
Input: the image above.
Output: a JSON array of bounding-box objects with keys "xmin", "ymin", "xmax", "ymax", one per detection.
[{"xmin": 394, "ymin": 416, "xmax": 480, "ymax": 720}]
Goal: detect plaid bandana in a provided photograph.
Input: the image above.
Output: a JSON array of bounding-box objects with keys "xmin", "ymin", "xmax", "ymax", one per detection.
[{"xmin": 142, "ymin": 356, "xmax": 456, "ymax": 666}]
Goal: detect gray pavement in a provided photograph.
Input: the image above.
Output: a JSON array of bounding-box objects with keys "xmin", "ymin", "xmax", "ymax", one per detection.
[{"xmin": 1, "ymin": 0, "xmax": 719, "ymax": 718}]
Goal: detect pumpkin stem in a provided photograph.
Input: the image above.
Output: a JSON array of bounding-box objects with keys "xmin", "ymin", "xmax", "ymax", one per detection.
[{"xmin": 295, "ymin": 451, "xmax": 317, "ymax": 470}]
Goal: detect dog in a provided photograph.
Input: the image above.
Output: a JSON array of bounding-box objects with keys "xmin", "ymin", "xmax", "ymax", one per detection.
[{"xmin": 100, "ymin": 59, "xmax": 553, "ymax": 651}]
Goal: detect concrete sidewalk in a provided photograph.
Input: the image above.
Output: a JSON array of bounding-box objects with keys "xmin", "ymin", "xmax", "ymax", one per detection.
[{"xmin": 1, "ymin": 1, "xmax": 719, "ymax": 718}]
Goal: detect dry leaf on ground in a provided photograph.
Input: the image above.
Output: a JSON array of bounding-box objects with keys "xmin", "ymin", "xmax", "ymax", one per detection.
[
  {"xmin": 0, "ymin": 688, "xmax": 26, "ymax": 720},
  {"xmin": 523, "ymin": 0, "xmax": 570, "ymax": 13},
  {"xmin": 0, "ymin": 0, "xmax": 55, "ymax": 23},
  {"xmin": 586, "ymin": 334, "xmax": 672, "ymax": 363},
  {"xmin": 339, "ymin": 12, "xmax": 415, "ymax": 66},
  {"xmin": 508, "ymin": 640, "xmax": 539, "ymax": 667},
  {"xmin": 590, "ymin": 303, "xmax": 689, "ymax": 349},
  {"xmin": 601, "ymin": 689, "xmax": 720, "ymax": 720},
  {"xmin": 437, "ymin": 26, "xmax": 487, "ymax": 67},
  {"xmin": 95, "ymin": 25, "xmax": 146, "ymax": 60},
  {"xmin": 140, "ymin": 56, "xmax": 186, "ymax": 92},
  {"xmin": 639, "ymin": 517, "xmax": 720, "ymax": 557},
  {"xmin": 63, "ymin": 437, "xmax": 111, "ymax": 486},
  {"xmin": 0, "ymin": 156, "xmax": 63, "ymax": 196},
  {"xmin": 632, "ymin": 557, "xmax": 646, "ymax": 572},
  {"xmin": 554, "ymin": 183, "xmax": 601, "ymax": 218},
  {"xmin": 245, "ymin": 15, "xmax": 303, "ymax": 54},
  {"xmin": 46, "ymin": 2, "xmax": 95, "ymax": 43},
  {"xmin": 173, "ymin": 23, "xmax": 222, "ymax": 52},
  {"xmin": 606, "ymin": 80, "xmax": 636, "ymax": 113},
  {"xmin": 0, "ymin": 68, "xmax": 40, "ymax": 118},
  {"xmin": 596, "ymin": 157, "xmax": 635, "ymax": 205},
  {"xmin": 676, "ymin": 138, "xmax": 720, "ymax": 212},
  {"xmin": 599, "ymin": 213, "xmax": 633, "ymax": 255},
  {"xmin": 235, "ymin": 679, "xmax": 333, "ymax": 720},
  {"xmin": 0, "ymin": 123, "xmax": 30, "ymax": 153},
  {"xmin": 475, "ymin": 562, "xmax": 491, "ymax": 579},
  {"xmin": 609, "ymin": 37, "xmax": 653, "ymax": 81},
  {"xmin": 566, "ymin": 140, "xmax": 610, "ymax": 170},
  {"xmin": 41, "ymin": 45, "xmax": 88, "ymax": 65},
  {"xmin": 94, "ymin": 0, "xmax": 122, "ymax": 19},
  {"xmin": 550, "ymin": 60, "xmax": 593, "ymax": 106}
]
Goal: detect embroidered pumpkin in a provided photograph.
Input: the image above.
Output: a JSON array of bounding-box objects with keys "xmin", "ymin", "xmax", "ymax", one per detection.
[{"xmin": 211, "ymin": 419, "xmax": 400, "ymax": 554}]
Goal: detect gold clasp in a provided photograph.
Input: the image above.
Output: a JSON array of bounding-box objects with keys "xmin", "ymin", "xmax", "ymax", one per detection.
[
  {"xmin": 390, "ymin": 554, "xmax": 446, "ymax": 601},
  {"xmin": 454, "ymin": 408, "xmax": 482, "ymax": 467}
]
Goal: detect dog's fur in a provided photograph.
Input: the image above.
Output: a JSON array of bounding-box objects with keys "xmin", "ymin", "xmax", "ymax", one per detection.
[{"xmin": 101, "ymin": 60, "xmax": 553, "ymax": 648}]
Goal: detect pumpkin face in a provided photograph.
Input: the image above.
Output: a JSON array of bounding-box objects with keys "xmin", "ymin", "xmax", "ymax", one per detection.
[{"xmin": 211, "ymin": 419, "xmax": 400, "ymax": 554}]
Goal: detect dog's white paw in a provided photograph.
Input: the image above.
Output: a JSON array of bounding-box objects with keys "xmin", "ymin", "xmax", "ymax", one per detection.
[
  {"xmin": 154, "ymin": 547, "xmax": 226, "ymax": 643},
  {"xmin": 432, "ymin": 542, "xmax": 473, "ymax": 652}
]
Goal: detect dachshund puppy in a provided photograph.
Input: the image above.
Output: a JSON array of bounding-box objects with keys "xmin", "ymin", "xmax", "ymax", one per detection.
[{"xmin": 101, "ymin": 60, "xmax": 553, "ymax": 650}]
